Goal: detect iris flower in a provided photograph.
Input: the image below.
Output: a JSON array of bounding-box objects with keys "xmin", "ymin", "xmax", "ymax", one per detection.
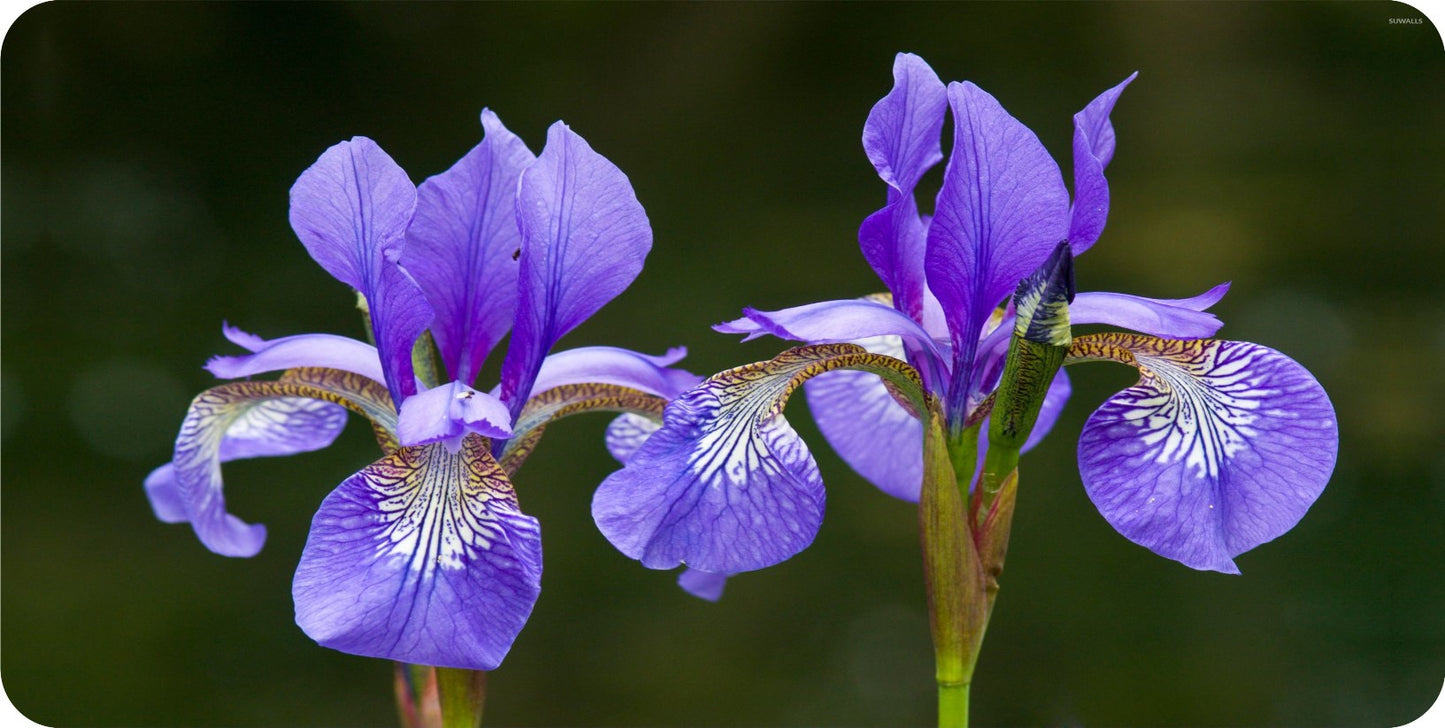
[
  {"xmin": 145, "ymin": 110, "xmax": 696, "ymax": 670},
  {"xmin": 592, "ymin": 53, "xmax": 1337, "ymax": 593}
]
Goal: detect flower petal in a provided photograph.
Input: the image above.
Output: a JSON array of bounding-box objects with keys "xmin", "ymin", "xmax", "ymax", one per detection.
[
  {"xmin": 144, "ymin": 464, "xmax": 190, "ymax": 523},
  {"xmin": 526, "ymin": 346, "xmax": 700, "ymax": 400},
  {"xmin": 605, "ymin": 412, "xmax": 662, "ymax": 464},
  {"xmin": 863, "ymin": 52, "xmax": 948, "ymax": 194},
  {"xmin": 859, "ymin": 53, "xmax": 947, "ymax": 319},
  {"xmin": 1072, "ymin": 335, "xmax": 1337, "ymax": 573},
  {"xmin": 396, "ymin": 381, "xmax": 513, "ymax": 451},
  {"xmin": 404, "ymin": 110, "xmax": 536, "ymax": 386},
  {"xmin": 592, "ymin": 383, "xmax": 825, "ymax": 573},
  {"xmin": 715, "ymin": 298, "xmax": 948, "ymax": 385},
  {"xmin": 289, "ymin": 137, "xmax": 432, "ymax": 403},
  {"xmin": 1071, "ymin": 284, "xmax": 1229, "ymax": 339},
  {"xmin": 592, "ymin": 344, "xmax": 923, "ymax": 575},
  {"xmin": 925, "ymin": 82, "xmax": 1070, "ymax": 399},
  {"xmin": 206, "ymin": 330, "xmax": 388, "ymax": 386},
  {"xmin": 167, "ymin": 383, "xmax": 360, "ymax": 556},
  {"xmin": 803, "ymin": 335, "xmax": 923, "ymax": 501},
  {"xmin": 677, "ymin": 568, "xmax": 729, "ymax": 602},
  {"xmin": 293, "ymin": 436, "xmax": 542, "ymax": 670},
  {"xmin": 145, "ymin": 396, "xmax": 349, "ymax": 524},
  {"xmin": 1067, "ymin": 73, "xmax": 1137, "ymax": 253},
  {"xmin": 499, "ymin": 122, "xmax": 652, "ymax": 415}
]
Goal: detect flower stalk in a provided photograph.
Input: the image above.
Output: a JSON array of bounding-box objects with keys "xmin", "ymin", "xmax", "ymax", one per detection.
[{"xmin": 920, "ymin": 409, "xmax": 985, "ymax": 728}]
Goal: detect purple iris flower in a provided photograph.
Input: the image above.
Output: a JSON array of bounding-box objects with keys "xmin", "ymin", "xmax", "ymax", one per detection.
[
  {"xmin": 145, "ymin": 110, "xmax": 697, "ymax": 670},
  {"xmin": 592, "ymin": 53, "xmax": 1336, "ymax": 589}
]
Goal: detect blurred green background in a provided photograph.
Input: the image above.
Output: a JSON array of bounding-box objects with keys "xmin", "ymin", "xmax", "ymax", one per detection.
[{"xmin": 3, "ymin": 2, "xmax": 1442, "ymax": 726}]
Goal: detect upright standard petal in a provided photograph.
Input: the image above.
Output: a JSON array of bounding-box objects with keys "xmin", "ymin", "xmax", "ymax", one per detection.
[
  {"xmin": 289, "ymin": 137, "xmax": 432, "ymax": 403},
  {"xmin": 1070, "ymin": 334, "xmax": 1337, "ymax": 573},
  {"xmin": 293, "ymin": 436, "xmax": 542, "ymax": 670},
  {"xmin": 859, "ymin": 53, "xmax": 947, "ymax": 319},
  {"xmin": 803, "ymin": 335, "xmax": 924, "ymax": 501},
  {"xmin": 499, "ymin": 122, "xmax": 652, "ymax": 416},
  {"xmin": 1067, "ymin": 73, "xmax": 1137, "ymax": 253},
  {"xmin": 925, "ymin": 82, "xmax": 1070, "ymax": 406},
  {"xmin": 404, "ymin": 110, "xmax": 536, "ymax": 386}
]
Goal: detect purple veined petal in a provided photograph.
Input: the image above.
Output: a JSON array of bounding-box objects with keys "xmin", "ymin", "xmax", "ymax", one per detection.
[
  {"xmin": 803, "ymin": 334, "xmax": 924, "ymax": 502},
  {"xmin": 863, "ymin": 52, "xmax": 947, "ymax": 193},
  {"xmin": 859, "ymin": 53, "xmax": 947, "ymax": 318},
  {"xmin": 1071, "ymin": 283, "xmax": 1230, "ymax": 339},
  {"xmin": 146, "ymin": 396, "xmax": 350, "ymax": 523},
  {"xmin": 926, "ymin": 81, "xmax": 1070, "ymax": 407},
  {"xmin": 221, "ymin": 322, "xmax": 268, "ymax": 352},
  {"xmin": 144, "ymin": 464, "xmax": 189, "ymax": 523},
  {"xmin": 605, "ymin": 412, "xmax": 662, "ymax": 464},
  {"xmin": 168, "ymin": 388, "xmax": 352, "ymax": 557},
  {"xmin": 396, "ymin": 381, "xmax": 513, "ymax": 452},
  {"xmin": 293, "ymin": 436, "xmax": 542, "ymax": 670},
  {"xmin": 289, "ymin": 137, "xmax": 432, "ymax": 403},
  {"xmin": 859, "ymin": 194, "xmax": 932, "ymax": 322},
  {"xmin": 206, "ymin": 329, "xmax": 389, "ymax": 387},
  {"xmin": 499, "ymin": 122, "xmax": 652, "ymax": 417},
  {"xmin": 1074, "ymin": 335, "xmax": 1337, "ymax": 573},
  {"xmin": 526, "ymin": 346, "xmax": 701, "ymax": 400},
  {"xmin": 592, "ymin": 367, "xmax": 827, "ymax": 574},
  {"xmin": 715, "ymin": 298, "xmax": 948, "ymax": 385},
  {"xmin": 1068, "ymin": 72, "xmax": 1137, "ymax": 253},
  {"xmin": 404, "ymin": 110, "xmax": 536, "ymax": 386},
  {"xmin": 677, "ymin": 568, "xmax": 729, "ymax": 602}
]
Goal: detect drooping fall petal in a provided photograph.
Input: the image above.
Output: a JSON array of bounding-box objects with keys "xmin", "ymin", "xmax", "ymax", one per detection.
[
  {"xmin": 166, "ymin": 372, "xmax": 392, "ymax": 557},
  {"xmin": 593, "ymin": 344, "xmax": 924, "ymax": 574},
  {"xmin": 1071, "ymin": 334, "xmax": 1337, "ymax": 573},
  {"xmin": 293, "ymin": 435, "xmax": 542, "ymax": 670},
  {"xmin": 803, "ymin": 335, "xmax": 924, "ymax": 501}
]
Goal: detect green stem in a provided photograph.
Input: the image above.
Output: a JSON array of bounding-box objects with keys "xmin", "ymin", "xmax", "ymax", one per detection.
[
  {"xmin": 436, "ymin": 667, "xmax": 487, "ymax": 728},
  {"xmin": 938, "ymin": 679, "xmax": 971, "ymax": 728}
]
